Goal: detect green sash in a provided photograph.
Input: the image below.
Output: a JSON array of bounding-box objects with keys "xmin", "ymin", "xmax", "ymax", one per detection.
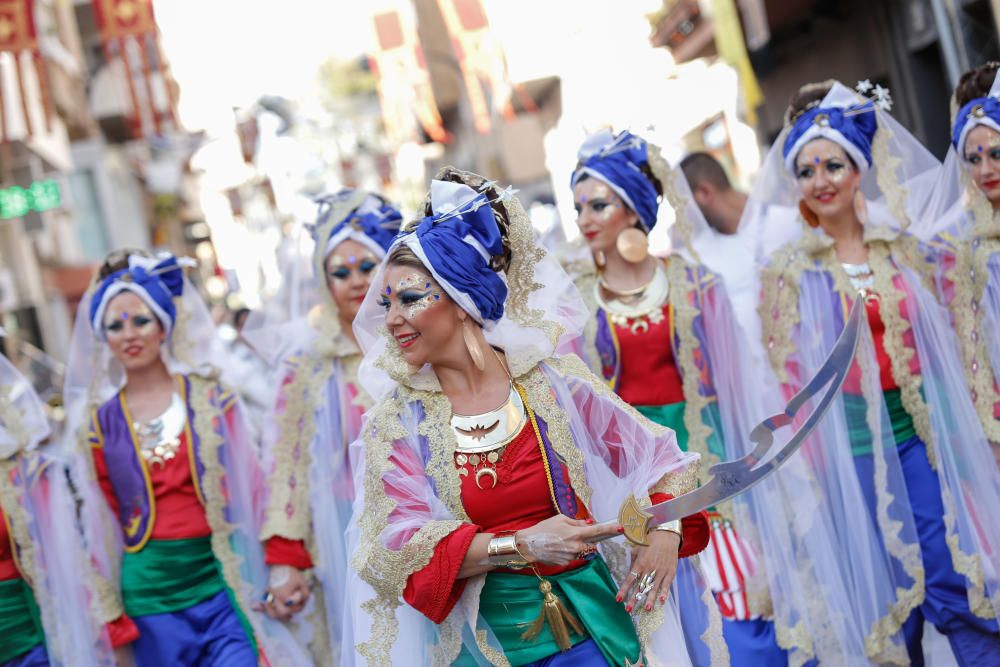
[
  {"xmin": 122, "ymin": 537, "xmax": 225, "ymax": 616},
  {"xmin": 122, "ymin": 536, "xmax": 257, "ymax": 654},
  {"xmin": 636, "ymin": 401, "xmax": 725, "ymax": 460},
  {"xmin": 0, "ymin": 578, "xmax": 44, "ymax": 663},
  {"xmin": 457, "ymin": 558, "xmax": 640, "ymax": 666},
  {"xmin": 843, "ymin": 388, "xmax": 917, "ymax": 457}
]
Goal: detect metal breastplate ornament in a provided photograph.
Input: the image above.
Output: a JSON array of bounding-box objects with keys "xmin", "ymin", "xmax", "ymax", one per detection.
[
  {"xmin": 841, "ymin": 262, "xmax": 878, "ymax": 302},
  {"xmin": 594, "ymin": 264, "xmax": 670, "ymax": 334},
  {"xmin": 134, "ymin": 393, "xmax": 185, "ymax": 470},
  {"xmin": 451, "ymin": 382, "xmax": 527, "ymax": 490}
]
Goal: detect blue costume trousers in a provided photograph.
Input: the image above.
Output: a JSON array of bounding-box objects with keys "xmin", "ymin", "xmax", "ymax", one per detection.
[
  {"xmin": 855, "ymin": 435, "xmax": 1000, "ymax": 667},
  {"xmin": 722, "ymin": 618, "xmax": 789, "ymax": 666},
  {"xmin": 132, "ymin": 589, "xmax": 256, "ymax": 667},
  {"xmin": 1, "ymin": 646, "xmax": 47, "ymax": 667},
  {"xmin": 522, "ymin": 638, "xmax": 607, "ymax": 666}
]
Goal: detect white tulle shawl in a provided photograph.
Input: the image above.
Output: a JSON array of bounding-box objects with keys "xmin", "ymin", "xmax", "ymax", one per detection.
[{"xmin": 342, "ymin": 356, "xmax": 726, "ymax": 667}]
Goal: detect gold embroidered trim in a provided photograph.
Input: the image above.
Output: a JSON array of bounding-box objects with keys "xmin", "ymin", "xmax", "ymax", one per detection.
[
  {"xmin": 188, "ymin": 374, "xmax": 268, "ymax": 650},
  {"xmin": 946, "ymin": 218, "xmax": 1000, "ymax": 443},
  {"xmin": 667, "ymin": 258, "xmax": 718, "ymax": 473},
  {"xmin": 758, "ymin": 239, "xmax": 925, "ymax": 661},
  {"xmin": 261, "ymin": 352, "xmax": 337, "ymax": 544}
]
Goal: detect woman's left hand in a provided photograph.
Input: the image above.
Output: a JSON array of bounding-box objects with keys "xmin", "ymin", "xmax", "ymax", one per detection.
[{"xmin": 616, "ymin": 530, "xmax": 681, "ymax": 614}]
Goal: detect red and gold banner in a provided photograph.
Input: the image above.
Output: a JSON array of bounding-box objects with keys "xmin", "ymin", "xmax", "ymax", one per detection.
[
  {"xmin": 436, "ymin": 0, "xmax": 511, "ymax": 134},
  {"xmin": 0, "ymin": 0, "xmax": 50, "ymax": 142},
  {"xmin": 91, "ymin": 0, "xmax": 178, "ymax": 136},
  {"xmin": 369, "ymin": 3, "xmax": 448, "ymax": 145}
]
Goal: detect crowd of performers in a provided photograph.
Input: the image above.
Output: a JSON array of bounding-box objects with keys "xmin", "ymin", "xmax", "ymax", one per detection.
[{"xmin": 4, "ymin": 64, "xmax": 1000, "ymax": 667}]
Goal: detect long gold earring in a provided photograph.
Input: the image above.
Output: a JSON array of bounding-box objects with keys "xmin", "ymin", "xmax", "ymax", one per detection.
[
  {"xmin": 853, "ymin": 190, "xmax": 869, "ymax": 226},
  {"xmin": 463, "ymin": 319, "xmax": 486, "ymax": 371},
  {"xmin": 594, "ymin": 250, "xmax": 606, "ymax": 270}
]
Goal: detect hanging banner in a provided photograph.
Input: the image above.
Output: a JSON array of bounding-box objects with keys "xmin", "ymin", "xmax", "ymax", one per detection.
[
  {"xmin": 0, "ymin": 0, "xmax": 51, "ymax": 141},
  {"xmin": 370, "ymin": 3, "xmax": 448, "ymax": 145},
  {"xmin": 91, "ymin": 0, "xmax": 178, "ymax": 136},
  {"xmin": 436, "ymin": 0, "xmax": 512, "ymax": 134}
]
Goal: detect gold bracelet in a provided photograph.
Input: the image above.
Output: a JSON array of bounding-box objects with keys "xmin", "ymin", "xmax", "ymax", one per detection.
[
  {"xmin": 487, "ymin": 534, "xmax": 529, "ymax": 569},
  {"xmin": 654, "ymin": 520, "xmax": 684, "ymax": 551}
]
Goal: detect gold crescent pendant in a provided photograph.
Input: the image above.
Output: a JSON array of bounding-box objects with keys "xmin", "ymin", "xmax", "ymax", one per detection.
[{"xmin": 475, "ymin": 467, "xmax": 498, "ymax": 490}]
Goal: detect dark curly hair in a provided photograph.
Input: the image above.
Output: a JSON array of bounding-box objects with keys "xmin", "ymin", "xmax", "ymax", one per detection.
[
  {"xmin": 785, "ymin": 81, "xmax": 836, "ymax": 126},
  {"xmin": 96, "ymin": 248, "xmax": 152, "ymax": 281},
  {"xmin": 955, "ymin": 62, "xmax": 1000, "ymax": 108}
]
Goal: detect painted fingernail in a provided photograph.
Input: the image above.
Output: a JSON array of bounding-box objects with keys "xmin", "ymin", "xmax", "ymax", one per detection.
[
  {"xmin": 625, "ymin": 604, "xmax": 633, "ymax": 613},
  {"xmin": 616, "ymin": 594, "xmax": 623, "ymax": 602},
  {"xmin": 586, "ymin": 518, "xmax": 594, "ymax": 525},
  {"xmin": 645, "ymin": 603, "xmax": 652, "ymax": 611},
  {"xmin": 659, "ymin": 594, "xmax": 667, "ymax": 603},
  {"xmin": 616, "ymin": 526, "xmax": 624, "ymax": 533}
]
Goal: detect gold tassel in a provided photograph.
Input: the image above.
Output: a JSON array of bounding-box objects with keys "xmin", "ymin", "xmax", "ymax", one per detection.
[{"xmin": 520, "ymin": 579, "xmax": 584, "ymax": 651}]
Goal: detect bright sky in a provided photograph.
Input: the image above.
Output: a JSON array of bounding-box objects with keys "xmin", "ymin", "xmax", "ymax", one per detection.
[{"xmin": 152, "ymin": 1, "xmax": 372, "ymax": 134}]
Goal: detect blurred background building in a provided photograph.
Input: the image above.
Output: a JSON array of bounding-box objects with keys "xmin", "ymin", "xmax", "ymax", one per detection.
[{"xmin": 1, "ymin": 0, "xmax": 997, "ymax": 401}]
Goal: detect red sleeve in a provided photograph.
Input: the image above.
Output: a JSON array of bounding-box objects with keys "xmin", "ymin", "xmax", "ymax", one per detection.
[
  {"xmin": 264, "ymin": 537, "xmax": 314, "ymax": 569},
  {"xmin": 402, "ymin": 523, "xmax": 480, "ymax": 624},
  {"xmin": 106, "ymin": 615, "xmax": 139, "ymax": 648},
  {"xmin": 649, "ymin": 492, "xmax": 709, "ymax": 559}
]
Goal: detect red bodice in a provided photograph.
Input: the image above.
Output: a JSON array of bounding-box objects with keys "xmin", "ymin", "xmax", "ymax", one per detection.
[
  {"xmin": 0, "ymin": 503, "xmax": 18, "ymax": 582},
  {"xmin": 615, "ymin": 305, "xmax": 685, "ymax": 406},
  {"xmin": 402, "ymin": 420, "xmax": 709, "ymax": 623}
]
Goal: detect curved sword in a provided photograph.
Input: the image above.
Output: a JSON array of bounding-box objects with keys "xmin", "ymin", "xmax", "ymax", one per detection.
[{"xmin": 603, "ymin": 294, "xmax": 864, "ymax": 546}]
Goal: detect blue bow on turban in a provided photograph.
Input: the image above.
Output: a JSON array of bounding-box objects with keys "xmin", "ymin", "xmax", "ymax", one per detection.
[
  {"xmin": 571, "ymin": 130, "xmax": 660, "ymax": 232},
  {"xmin": 952, "ymin": 96, "xmax": 1000, "ymax": 151},
  {"xmin": 782, "ymin": 103, "xmax": 877, "ymax": 174},
  {"xmin": 394, "ymin": 180, "xmax": 508, "ymax": 327},
  {"xmin": 89, "ymin": 254, "xmax": 187, "ymax": 339},
  {"xmin": 318, "ymin": 190, "xmax": 403, "ymax": 258}
]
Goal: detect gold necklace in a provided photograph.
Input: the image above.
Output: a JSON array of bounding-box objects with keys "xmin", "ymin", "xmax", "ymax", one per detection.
[
  {"xmin": 594, "ymin": 264, "xmax": 670, "ymax": 334},
  {"xmin": 450, "ymin": 351, "xmax": 526, "ymax": 490}
]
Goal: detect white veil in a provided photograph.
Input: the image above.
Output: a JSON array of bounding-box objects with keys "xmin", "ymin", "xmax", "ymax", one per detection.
[{"xmin": 742, "ymin": 80, "xmax": 1000, "ymax": 664}]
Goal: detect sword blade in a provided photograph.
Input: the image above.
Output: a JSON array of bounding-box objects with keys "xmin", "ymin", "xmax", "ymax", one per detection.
[{"xmin": 598, "ymin": 294, "xmax": 864, "ymax": 544}]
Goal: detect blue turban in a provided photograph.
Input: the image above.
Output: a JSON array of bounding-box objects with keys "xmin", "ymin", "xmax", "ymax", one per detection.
[
  {"xmin": 570, "ymin": 129, "xmax": 660, "ymax": 232},
  {"xmin": 318, "ymin": 189, "xmax": 403, "ymax": 258},
  {"xmin": 392, "ymin": 180, "xmax": 508, "ymax": 327},
  {"xmin": 952, "ymin": 96, "xmax": 1000, "ymax": 152},
  {"xmin": 782, "ymin": 103, "xmax": 877, "ymax": 174},
  {"xmin": 90, "ymin": 254, "xmax": 188, "ymax": 339}
]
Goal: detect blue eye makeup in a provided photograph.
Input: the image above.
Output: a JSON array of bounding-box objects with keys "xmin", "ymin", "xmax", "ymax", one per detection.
[{"xmin": 330, "ymin": 267, "xmax": 351, "ymax": 280}]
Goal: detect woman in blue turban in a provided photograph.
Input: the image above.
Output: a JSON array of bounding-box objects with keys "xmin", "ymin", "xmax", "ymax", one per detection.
[
  {"xmin": 569, "ymin": 128, "xmax": 794, "ymax": 666},
  {"xmin": 65, "ymin": 250, "xmax": 311, "ymax": 666},
  {"xmin": 344, "ymin": 167, "xmax": 721, "ymax": 666},
  {"xmin": 254, "ymin": 189, "xmax": 401, "ymax": 662},
  {"xmin": 752, "ymin": 80, "xmax": 1000, "ymax": 664}
]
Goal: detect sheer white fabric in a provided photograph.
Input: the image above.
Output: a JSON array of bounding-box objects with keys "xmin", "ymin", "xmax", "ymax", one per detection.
[
  {"xmin": 343, "ymin": 359, "xmax": 722, "ymax": 666},
  {"xmin": 743, "ymin": 78, "xmax": 1000, "ymax": 661},
  {"xmin": 1, "ymin": 355, "xmax": 114, "ymax": 666}
]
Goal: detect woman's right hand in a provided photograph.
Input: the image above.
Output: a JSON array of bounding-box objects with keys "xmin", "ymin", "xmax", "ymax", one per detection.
[{"xmin": 515, "ymin": 515, "xmax": 619, "ymax": 566}]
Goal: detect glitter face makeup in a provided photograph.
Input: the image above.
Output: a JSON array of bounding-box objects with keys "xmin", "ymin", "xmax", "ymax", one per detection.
[
  {"xmin": 378, "ymin": 272, "xmax": 442, "ymax": 319},
  {"xmin": 573, "ymin": 178, "xmax": 638, "ymax": 255},
  {"xmin": 964, "ymin": 125, "xmax": 1000, "ymax": 207},
  {"xmin": 104, "ymin": 302, "xmax": 157, "ymax": 336},
  {"xmin": 326, "ymin": 251, "xmax": 378, "ymax": 281},
  {"xmin": 102, "ymin": 291, "xmax": 166, "ymax": 372},
  {"xmin": 794, "ymin": 138, "xmax": 862, "ymax": 222}
]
